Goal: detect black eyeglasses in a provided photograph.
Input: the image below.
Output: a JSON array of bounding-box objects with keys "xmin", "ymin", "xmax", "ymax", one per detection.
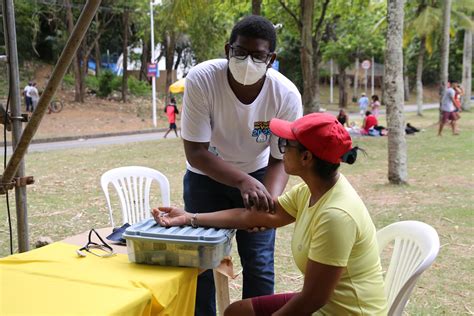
[
  {"xmin": 278, "ymin": 138, "xmax": 305, "ymax": 154},
  {"xmin": 76, "ymin": 229, "xmax": 116, "ymax": 258},
  {"xmin": 229, "ymin": 45, "xmax": 273, "ymax": 64}
]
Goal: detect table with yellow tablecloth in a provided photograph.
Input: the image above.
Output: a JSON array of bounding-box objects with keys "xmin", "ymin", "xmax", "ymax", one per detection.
[{"xmin": 0, "ymin": 242, "xmax": 198, "ymax": 316}]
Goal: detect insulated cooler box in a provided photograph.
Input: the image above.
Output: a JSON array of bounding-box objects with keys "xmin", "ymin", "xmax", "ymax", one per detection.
[{"xmin": 123, "ymin": 218, "xmax": 235, "ymax": 269}]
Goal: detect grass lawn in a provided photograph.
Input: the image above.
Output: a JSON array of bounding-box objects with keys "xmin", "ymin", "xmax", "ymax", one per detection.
[{"xmin": 0, "ymin": 109, "xmax": 472, "ymax": 314}]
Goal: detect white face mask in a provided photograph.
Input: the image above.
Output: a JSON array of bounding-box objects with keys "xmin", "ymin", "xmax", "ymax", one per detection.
[{"xmin": 228, "ymin": 56, "xmax": 269, "ymax": 86}]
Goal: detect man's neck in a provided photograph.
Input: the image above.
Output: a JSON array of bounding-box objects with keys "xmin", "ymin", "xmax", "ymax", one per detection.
[{"xmin": 227, "ymin": 69, "xmax": 266, "ymax": 105}]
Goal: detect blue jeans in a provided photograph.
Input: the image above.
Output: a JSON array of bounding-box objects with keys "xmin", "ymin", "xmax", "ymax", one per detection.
[{"xmin": 183, "ymin": 169, "xmax": 276, "ymax": 316}]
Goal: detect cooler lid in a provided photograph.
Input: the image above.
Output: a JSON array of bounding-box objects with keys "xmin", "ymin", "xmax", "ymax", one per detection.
[{"xmin": 123, "ymin": 218, "xmax": 235, "ymax": 244}]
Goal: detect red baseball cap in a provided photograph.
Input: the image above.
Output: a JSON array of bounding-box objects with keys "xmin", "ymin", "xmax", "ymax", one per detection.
[{"xmin": 270, "ymin": 113, "xmax": 352, "ymax": 164}]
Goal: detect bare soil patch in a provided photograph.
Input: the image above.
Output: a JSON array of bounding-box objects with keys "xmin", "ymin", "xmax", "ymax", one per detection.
[
  {"xmin": 20, "ymin": 64, "xmax": 172, "ymax": 140},
  {"xmin": 34, "ymin": 91, "xmax": 169, "ymax": 139}
]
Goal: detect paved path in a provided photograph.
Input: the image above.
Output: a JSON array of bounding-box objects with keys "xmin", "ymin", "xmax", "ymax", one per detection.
[{"xmin": 7, "ymin": 103, "xmax": 439, "ymax": 154}]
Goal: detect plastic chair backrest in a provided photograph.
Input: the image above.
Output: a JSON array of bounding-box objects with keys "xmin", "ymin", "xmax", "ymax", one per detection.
[
  {"xmin": 377, "ymin": 220, "xmax": 440, "ymax": 316},
  {"xmin": 100, "ymin": 166, "xmax": 170, "ymax": 227}
]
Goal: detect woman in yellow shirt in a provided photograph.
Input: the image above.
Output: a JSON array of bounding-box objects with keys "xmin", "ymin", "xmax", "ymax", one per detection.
[{"xmin": 153, "ymin": 113, "xmax": 387, "ymax": 315}]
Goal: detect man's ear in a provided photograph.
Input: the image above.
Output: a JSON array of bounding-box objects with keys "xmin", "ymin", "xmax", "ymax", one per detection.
[
  {"xmin": 225, "ymin": 43, "xmax": 230, "ymax": 60},
  {"xmin": 267, "ymin": 53, "xmax": 277, "ymax": 69}
]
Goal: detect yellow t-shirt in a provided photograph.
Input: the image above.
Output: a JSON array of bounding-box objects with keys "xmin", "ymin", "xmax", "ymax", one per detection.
[{"xmin": 278, "ymin": 174, "xmax": 387, "ymax": 315}]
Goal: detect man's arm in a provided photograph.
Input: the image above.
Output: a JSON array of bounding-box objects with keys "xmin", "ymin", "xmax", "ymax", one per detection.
[
  {"xmin": 184, "ymin": 140, "xmax": 275, "ymax": 211},
  {"xmin": 263, "ymin": 156, "xmax": 289, "ymax": 198}
]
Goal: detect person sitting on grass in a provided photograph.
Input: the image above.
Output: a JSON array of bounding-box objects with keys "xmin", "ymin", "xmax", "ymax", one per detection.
[
  {"xmin": 152, "ymin": 113, "xmax": 387, "ymax": 316},
  {"xmin": 362, "ymin": 111, "xmax": 387, "ymax": 136},
  {"xmin": 336, "ymin": 109, "xmax": 349, "ymax": 127}
]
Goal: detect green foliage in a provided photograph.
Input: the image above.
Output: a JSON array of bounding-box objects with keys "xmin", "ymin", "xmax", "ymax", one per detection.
[
  {"xmin": 322, "ymin": 5, "xmax": 385, "ymax": 70},
  {"xmin": 4, "ymin": 0, "xmax": 37, "ymax": 62},
  {"xmin": 62, "ymin": 74, "xmax": 75, "ymax": 88},
  {"xmin": 97, "ymin": 70, "xmax": 115, "ymax": 98},
  {"xmin": 2, "ymin": 0, "xmax": 471, "ymax": 104},
  {"xmin": 85, "ymin": 75, "xmax": 99, "ymax": 91},
  {"xmin": 110, "ymin": 76, "xmax": 122, "ymax": 92},
  {"xmin": 277, "ymin": 34, "xmax": 303, "ymax": 91},
  {"xmin": 128, "ymin": 76, "xmax": 150, "ymax": 96}
]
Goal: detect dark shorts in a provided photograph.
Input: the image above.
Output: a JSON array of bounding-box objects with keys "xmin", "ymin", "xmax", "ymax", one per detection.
[
  {"xmin": 441, "ymin": 111, "xmax": 456, "ymax": 123},
  {"xmin": 169, "ymin": 123, "xmax": 176, "ymax": 129},
  {"xmin": 251, "ymin": 293, "xmax": 297, "ymax": 316}
]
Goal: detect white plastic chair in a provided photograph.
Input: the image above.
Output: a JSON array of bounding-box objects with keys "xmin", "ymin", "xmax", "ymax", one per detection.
[
  {"xmin": 377, "ymin": 220, "xmax": 440, "ymax": 316},
  {"xmin": 101, "ymin": 166, "xmax": 170, "ymax": 227}
]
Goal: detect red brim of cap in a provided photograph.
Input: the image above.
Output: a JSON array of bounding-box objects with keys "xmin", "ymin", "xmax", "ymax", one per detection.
[{"xmin": 269, "ymin": 118, "xmax": 296, "ymax": 140}]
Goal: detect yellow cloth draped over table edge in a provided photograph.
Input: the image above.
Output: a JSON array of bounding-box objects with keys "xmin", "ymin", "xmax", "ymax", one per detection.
[
  {"xmin": 169, "ymin": 78, "xmax": 186, "ymax": 94},
  {"xmin": 0, "ymin": 242, "xmax": 198, "ymax": 316}
]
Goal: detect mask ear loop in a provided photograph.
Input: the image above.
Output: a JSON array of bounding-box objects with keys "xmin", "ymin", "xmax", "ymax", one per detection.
[
  {"xmin": 89, "ymin": 229, "xmax": 114, "ymax": 252},
  {"xmin": 341, "ymin": 146, "xmax": 366, "ymax": 165},
  {"xmin": 76, "ymin": 229, "xmax": 115, "ymax": 257}
]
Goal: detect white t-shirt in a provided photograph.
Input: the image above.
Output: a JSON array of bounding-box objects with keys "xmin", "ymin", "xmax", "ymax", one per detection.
[
  {"xmin": 182, "ymin": 59, "xmax": 302, "ymax": 175},
  {"xmin": 24, "ymin": 85, "xmax": 32, "ymax": 97},
  {"xmin": 441, "ymin": 87, "xmax": 455, "ymax": 112},
  {"xmin": 29, "ymin": 86, "xmax": 39, "ymax": 102}
]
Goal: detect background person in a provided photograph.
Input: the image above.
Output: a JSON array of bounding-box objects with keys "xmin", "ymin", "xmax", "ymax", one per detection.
[
  {"xmin": 438, "ymin": 79, "xmax": 459, "ymax": 136},
  {"xmin": 29, "ymin": 82, "xmax": 40, "ymax": 112},
  {"xmin": 358, "ymin": 92, "xmax": 369, "ymax": 118},
  {"xmin": 336, "ymin": 109, "xmax": 349, "ymax": 127},
  {"xmin": 371, "ymin": 94, "xmax": 381, "ymax": 117},
  {"xmin": 163, "ymin": 96, "xmax": 179, "ymax": 138},
  {"xmin": 153, "ymin": 113, "xmax": 387, "ymax": 316},
  {"xmin": 180, "ymin": 15, "xmax": 303, "ymax": 316},
  {"xmin": 23, "ymin": 81, "xmax": 33, "ymax": 112},
  {"xmin": 362, "ymin": 110, "xmax": 378, "ymax": 134},
  {"xmin": 452, "ymin": 83, "xmax": 464, "ymax": 122},
  {"xmin": 362, "ymin": 111, "xmax": 387, "ymax": 136}
]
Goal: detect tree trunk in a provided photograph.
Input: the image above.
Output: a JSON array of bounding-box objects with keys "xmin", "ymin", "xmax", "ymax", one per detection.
[
  {"xmin": 311, "ymin": 55, "xmax": 321, "ymax": 112},
  {"xmin": 338, "ymin": 67, "xmax": 347, "ymax": 108},
  {"xmin": 165, "ymin": 30, "xmax": 176, "ymax": 103},
  {"xmin": 65, "ymin": 0, "xmax": 82, "ymax": 102},
  {"xmin": 252, "ymin": 0, "xmax": 262, "ymax": 15},
  {"xmin": 140, "ymin": 36, "xmax": 149, "ymax": 81},
  {"xmin": 353, "ymin": 57, "xmax": 359, "ymax": 100},
  {"xmin": 80, "ymin": 43, "xmax": 87, "ymax": 101},
  {"xmin": 384, "ymin": 0, "xmax": 407, "ymax": 184},
  {"xmin": 403, "ymin": 49, "xmax": 409, "ymax": 102},
  {"xmin": 439, "ymin": 0, "xmax": 452, "ymax": 107},
  {"xmin": 416, "ymin": 37, "xmax": 425, "ymax": 116},
  {"xmin": 121, "ymin": 8, "xmax": 129, "ymax": 103},
  {"xmin": 94, "ymin": 14, "xmax": 101, "ymax": 77},
  {"xmin": 300, "ymin": 0, "xmax": 315, "ymax": 114},
  {"xmin": 94, "ymin": 39, "xmax": 101, "ymax": 77},
  {"xmin": 461, "ymin": 28, "xmax": 472, "ymax": 111}
]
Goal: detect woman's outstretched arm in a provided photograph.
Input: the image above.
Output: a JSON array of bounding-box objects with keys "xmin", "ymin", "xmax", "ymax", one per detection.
[{"xmin": 152, "ymin": 200, "xmax": 294, "ymax": 230}]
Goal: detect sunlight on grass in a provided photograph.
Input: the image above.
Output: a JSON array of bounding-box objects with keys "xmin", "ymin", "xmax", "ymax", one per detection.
[{"xmin": 0, "ymin": 109, "xmax": 472, "ymax": 314}]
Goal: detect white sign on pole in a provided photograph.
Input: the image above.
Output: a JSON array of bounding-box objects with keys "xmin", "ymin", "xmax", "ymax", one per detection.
[
  {"xmin": 371, "ymin": 57, "xmax": 375, "ymax": 96},
  {"xmin": 361, "ymin": 60, "xmax": 371, "ymax": 70}
]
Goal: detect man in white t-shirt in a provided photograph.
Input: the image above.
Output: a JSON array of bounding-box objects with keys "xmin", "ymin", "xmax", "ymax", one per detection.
[
  {"xmin": 29, "ymin": 82, "xmax": 40, "ymax": 112},
  {"xmin": 23, "ymin": 82, "xmax": 33, "ymax": 112},
  {"xmin": 438, "ymin": 79, "xmax": 458, "ymax": 136},
  {"xmin": 181, "ymin": 15, "xmax": 302, "ymax": 316}
]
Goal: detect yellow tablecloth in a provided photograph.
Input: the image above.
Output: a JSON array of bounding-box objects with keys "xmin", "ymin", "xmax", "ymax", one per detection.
[{"xmin": 0, "ymin": 242, "xmax": 198, "ymax": 316}]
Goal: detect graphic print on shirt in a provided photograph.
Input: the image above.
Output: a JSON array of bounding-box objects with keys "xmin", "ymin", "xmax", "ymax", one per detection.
[{"xmin": 252, "ymin": 121, "xmax": 271, "ymax": 143}]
